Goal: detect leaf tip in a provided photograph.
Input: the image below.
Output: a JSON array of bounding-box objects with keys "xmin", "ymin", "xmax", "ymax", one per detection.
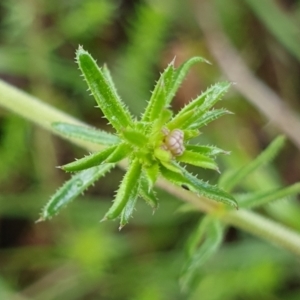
[
  {"xmin": 100, "ymin": 216, "xmax": 108, "ymax": 223},
  {"xmin": 35, "ymin": 216, "xmax": 45, "ymax": 223},
  {"xmin": 76, "ymin": 44, "xmax": 84, "ymax": 54},
  {"xmin": 232, "ymin": 199, "xmax": 239, "ymax": 210},
  {"xmin": 170, "ymin": 56, "xmax": 176, "ymax": 65},
  {"xmin": 75, "ymin": 45, "xmax": 90, "ymax": 62},
  {"xmin": 205, "ymin": 58, "xmax": 212, "ymax": 65}
]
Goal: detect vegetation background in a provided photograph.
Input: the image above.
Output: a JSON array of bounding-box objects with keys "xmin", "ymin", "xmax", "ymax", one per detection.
[{"xmin": 0, "ymin": 0, "xmax": 300, "ymax": 299}]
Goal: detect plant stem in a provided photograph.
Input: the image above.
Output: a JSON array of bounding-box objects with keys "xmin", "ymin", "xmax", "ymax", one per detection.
[
  {"xmin": 0, "ymin": 80, "xmax": 98, "ymax": 151},
  {"xmin": 1, "ymin": 79, "xmax": 300, "ymax": 256},
  {"xmin": 0, "ymin": 80, "xmax": 82, "ymax": 130},
  {"xmin": 223, "ymin": 209, "xmax": 300, "ymax": 256},
  {"xmin": 156, "ymin": 178, "xmax": 300, "ymax": 256}
]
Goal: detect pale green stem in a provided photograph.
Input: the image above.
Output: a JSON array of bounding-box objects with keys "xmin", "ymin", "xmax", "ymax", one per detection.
[
  {"xmin": 1, "ymin": 78, "xmax": 300, "ymax": 256},
  {"xmin": 0, "ymin": 80, "xmax": 82, "ymax": 130},
  {"xmin": 0, "ymin": 80, "xmax": 99, "ymax": 152},
  {"xmin": 223, "ymin": 209, "xmax": 300, "ymax": 256}
]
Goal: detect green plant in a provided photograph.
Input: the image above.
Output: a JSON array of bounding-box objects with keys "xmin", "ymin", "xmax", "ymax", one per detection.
[
  {"xmin": 1, "ymin": 1, "xmax": 300, "ymax": 298},
  {"xmin": 38, "ymin": 46, "xmax": 237, "ymax": 228},
  {"xmin": 179, "ymin": 134, "xmax": 300, "ymax": 290},
  {"xmin": 1, "ymin": 44, "xmax": 300, "ymax": 295}
]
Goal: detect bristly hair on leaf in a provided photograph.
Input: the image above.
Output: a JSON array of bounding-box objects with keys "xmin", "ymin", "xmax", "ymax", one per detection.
[{"xmin": 41, "ymin": 45, "xmax": 237, "ymax": 228}]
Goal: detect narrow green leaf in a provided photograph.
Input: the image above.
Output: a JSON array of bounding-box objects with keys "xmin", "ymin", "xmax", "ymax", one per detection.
[
  {"xmin": 167, "ymin": 109, "xmax": 196, "ymax": 130},
  {"xmin": 187, "ymin": 108, "xmax": 232, "ymax": 130},
  {"xmin": 177, "ymin": 150, "xmax": 219, "ymax": 171},
  {"xmin": 121, "ymin": 128, "xmax": 148, "ymax": 147},
  {"xmin": 219, "ymin": 136, "xmax": 286, "ymax": 192},
  {"xmin": 160, "ymin": 160, "xmax": 182, "ymax": 173},
  {"xmin": 160, "ymin": 163, "xmax": 238, "ymax": 208},
  {"xmin": 180, "ymin": 216, "xmax": 223, "ymax": 291},
  {"xmin": 193, "ymin": 82, "xmax": 231, "ymax": 112},
  {"xmin": 186, "ymin": 81, "xmax": 231, "ymax": 114},
  {"xmin": 149, "ymin": 109, "xmax": 173, "ymax": 137},
  {"xmin": 119, "ymin": 196, "xmax": 138, "ymax": 229},
  {"xmin": 105, "ymin": 143, "xmax": 132, "ymax": 163},
  {"xmin": 183, "ymin": 129, "xmax": 201, "ymax": 140},
  {"xmin": 165, "ymin": 56, "xmax": 210, "ymax": 105},
  {"xmin": 139, "ymin": 176, "xmax": 159, "ymax": 209},
  {"xmin": 170, "ymin": 82, "xmax": 231, "ymax": 128},
  {"xmin": 39, "ymin": 164, "xmax": 114, "ymax": 220},
  {"xmin": 143, "ymin": 163, "xmax": 160, "ymax": 188},
  {"xmin": 102, "ymin": 64, "xmax": 121, "ymax": 102},
  {"xmin": 103, "ymin": 159, "xmax": 142, "ymax": 220},
  {"xmin": 186, "ymin": 144, "xmax": 229, "ymax": 157},
  {"xmin": 76, "ymin": 46, "xmax": 133, "ymax": 131},
  {"xmin": 142, "ymin": 61, "xmax": 175, "ymax": 122},
  {"xmin": 61, "ymin": 145, "xmax": 118, "ymax": 172},
  {"xmin": 238, "ymin": 182, "xmax": 300, "ymax": 208},
  {"xmin": 186, "ymin": 216, "xmax": 223, "ymax": 258},
  {"xmin": 134, "ymin": 121, "xmax": 149, "ymax": 134},
  {"xmin": 154, "ymin": 147, "xmax": 172, "ymax": 162},
  {"xmin": 52, "ymin": 122, "xmax": 120, "ymax": 145}
]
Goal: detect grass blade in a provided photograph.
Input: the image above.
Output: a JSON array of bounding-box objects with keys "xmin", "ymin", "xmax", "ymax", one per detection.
[
  {"xmin": 238, "ymin": 182, "xmax": 300, "ymax": 209},
  {"xmin": 219, "ymin": 136, "xmax": 286, "ymax": 191},
  {"xmin": 180, "ymin": 216, "xmax": 223, "ymax": 291}
]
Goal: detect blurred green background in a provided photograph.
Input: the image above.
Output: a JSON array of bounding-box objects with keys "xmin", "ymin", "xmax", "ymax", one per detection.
[{"xmin": 1, "ymin": 0, "xmax": 300, "ymax": 299}]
